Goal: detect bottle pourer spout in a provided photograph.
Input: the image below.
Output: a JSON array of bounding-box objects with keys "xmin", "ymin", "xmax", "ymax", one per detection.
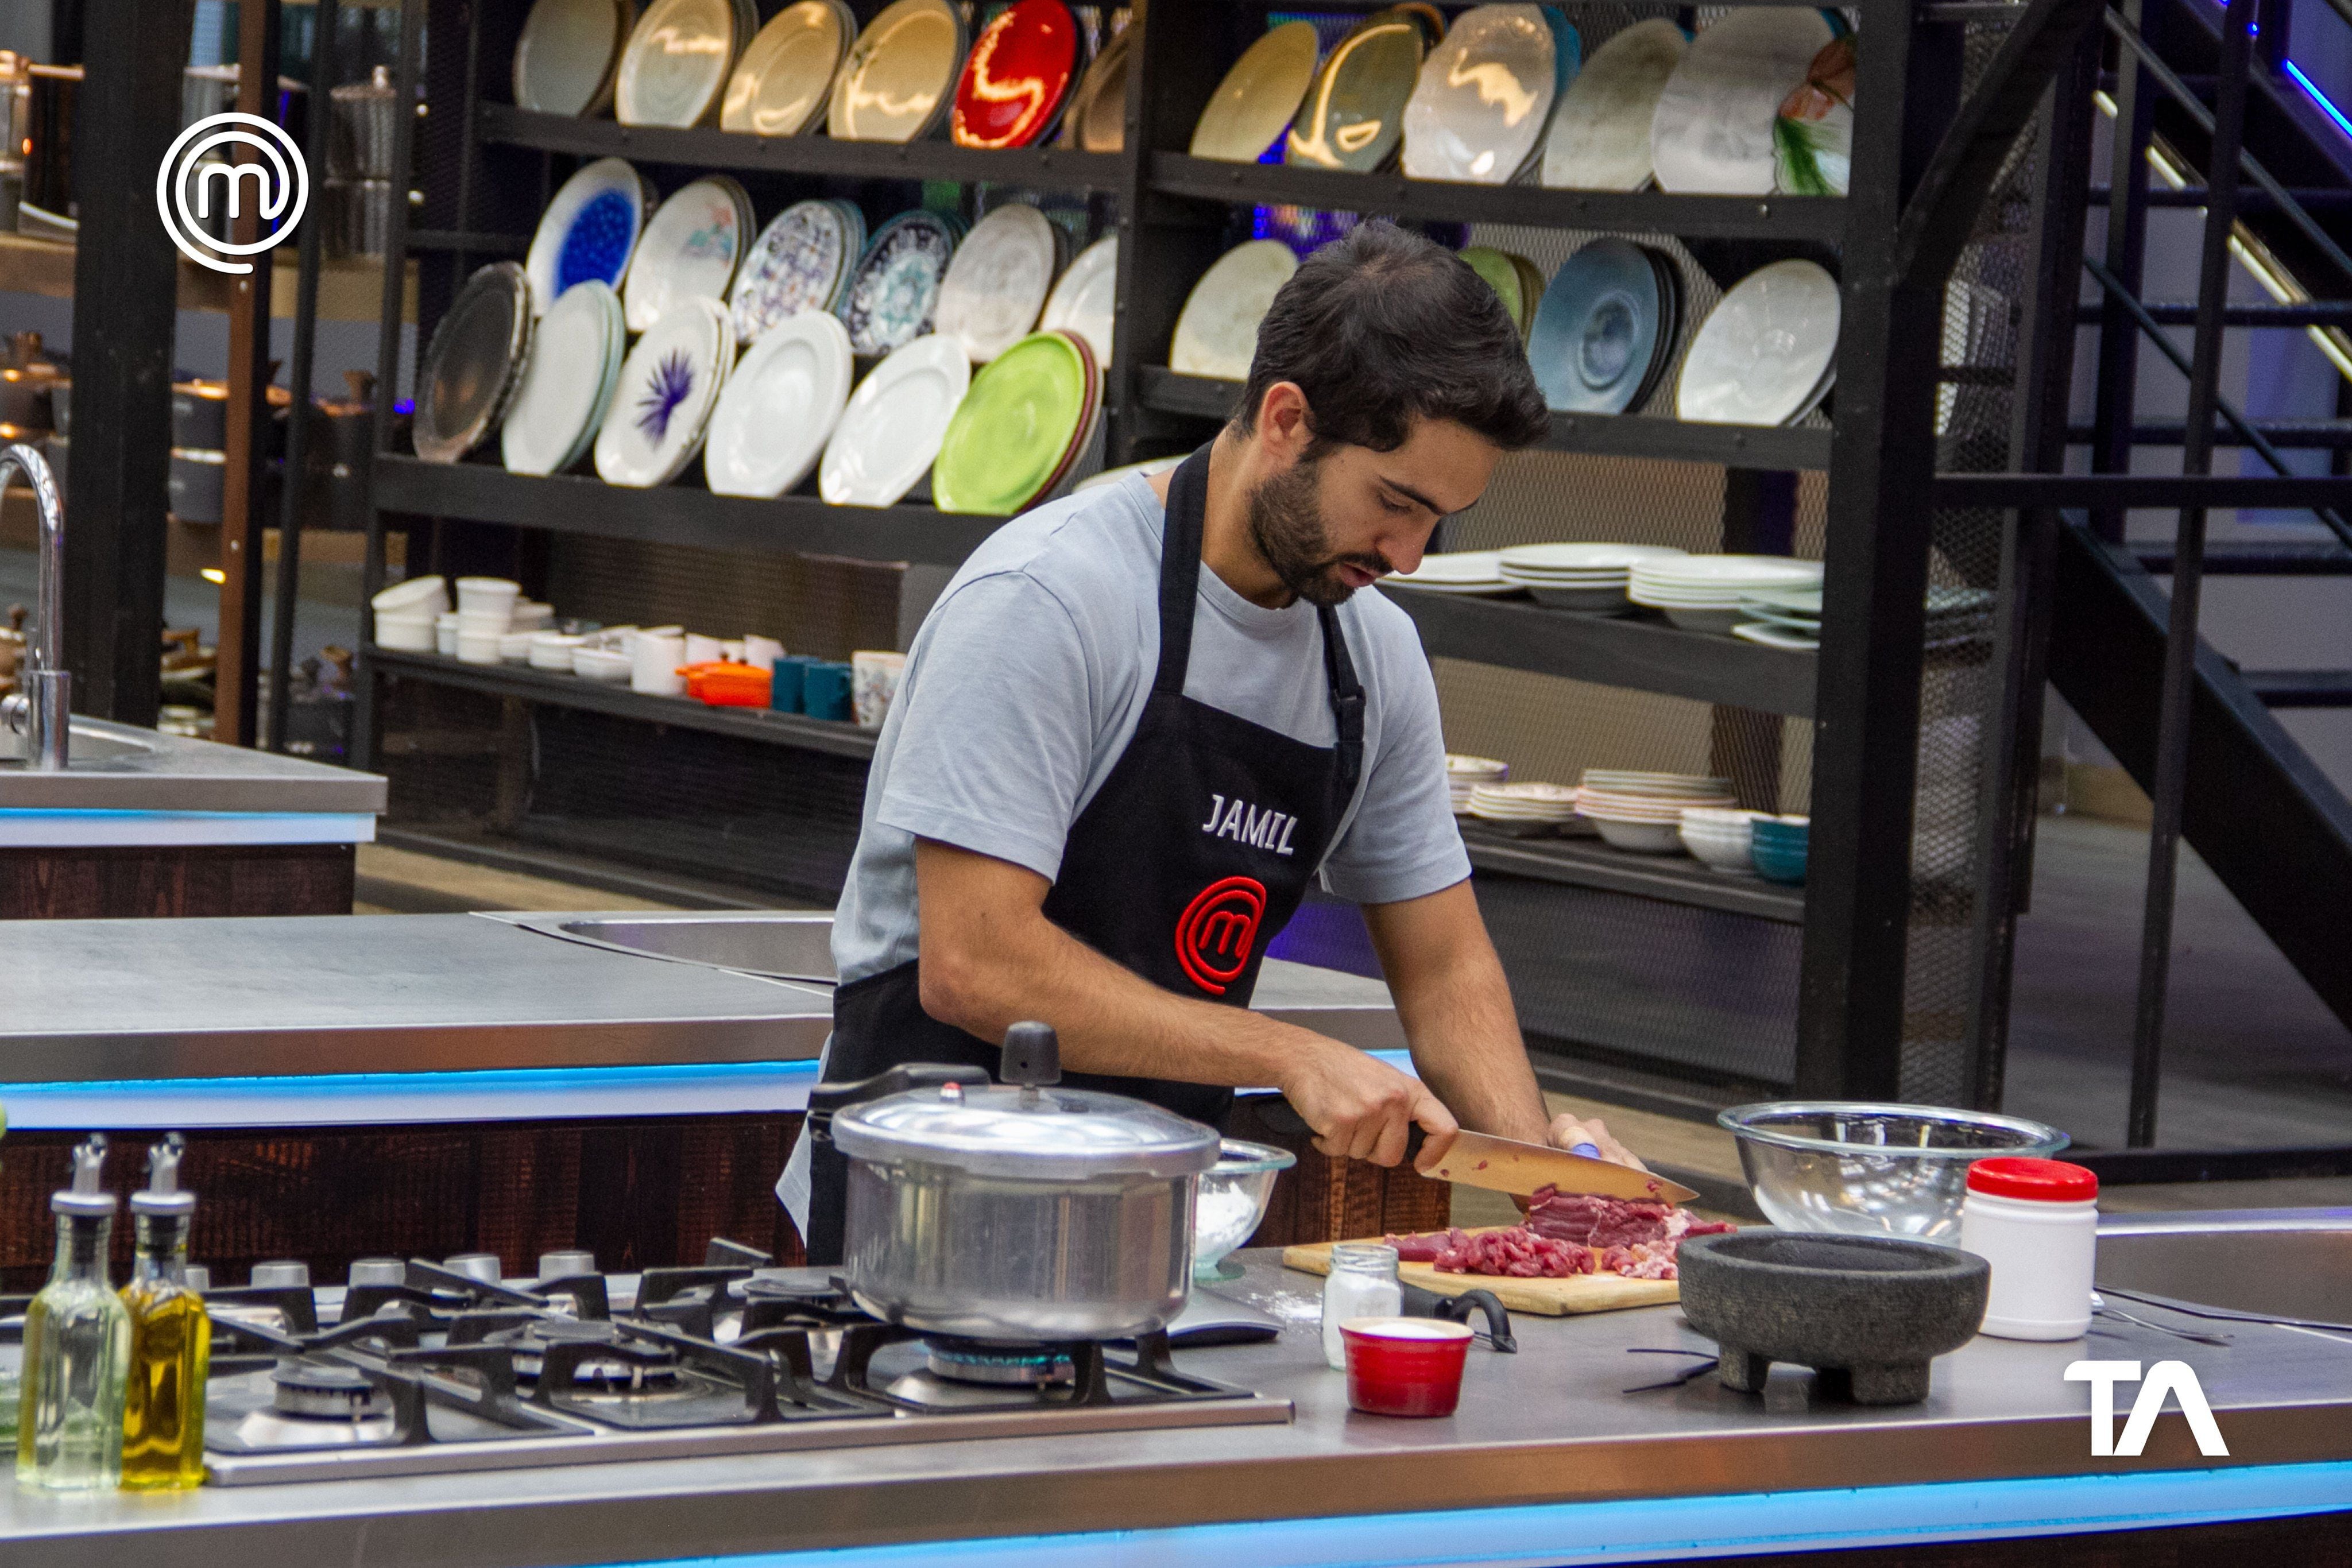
[
  {"xmin": 52, "ymin": 1133, "xmax": 116, "ymax": 1217},
  {"xmin": 133, "ymin": 1132, "xmax": 195, "ymax": 1216}
]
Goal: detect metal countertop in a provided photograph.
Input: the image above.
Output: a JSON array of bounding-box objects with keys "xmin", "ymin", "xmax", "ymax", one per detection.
[
  {"xmin": 0, "ymin": 1256, "xmax": 2345, "ymax": 1566},
  {"xmin": 0, "ymin": 914, "xmax": 1402, "ymax": 1084},
  {"xmin": 0, "ymin": 717, "xmax": 387, "ymax": 814}
]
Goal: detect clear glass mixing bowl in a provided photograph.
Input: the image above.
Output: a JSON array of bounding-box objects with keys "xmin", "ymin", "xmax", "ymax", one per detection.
[
  {"xmin": 1719, "ymin": 1102, "xmax": 2069, "ymax": 1242},
  {"xmin": 1192, "ymin": 1139, "xmax": 1297, "ymax": 1281}
]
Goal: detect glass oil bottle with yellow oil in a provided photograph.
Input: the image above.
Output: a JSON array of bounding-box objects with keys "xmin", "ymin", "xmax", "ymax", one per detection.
[{"xmin": 119, "ymin": 1133, "xmax": 208, "ymax": 1490}]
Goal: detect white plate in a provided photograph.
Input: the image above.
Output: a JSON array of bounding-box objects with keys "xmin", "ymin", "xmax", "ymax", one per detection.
[
  {"xmin": 615, "ymin": 0, "xmax": 740, "ymax": 127},
  {"xmin": 730, "ymin": 198, "xmax": 857, "ymax": 346},
  {"xmin": 524, "ymin": 157, "xmax": 648, "ymax": 315},
  {"xmin": 502, "ymin": 279, "xmax": 623, "ymax": 475},
  {"xmin": 514, "ymin": 0, "xmax": 633, "ymax": 116},
  {"xmin": 1650, "ymin": 8, "xmax": 1832, "ymax": 196},
  {"xmin": 1632, "ymin": 554, "xmax": 1823, "ymax": 585},
  {"xmin": 1400, "ymin": 5, "xmax": 1557, "ymax": 185},
  {"xmin": 721, "ymin": 0, "xmax": 851, "ymax": 134},
  {"xmin": 1675, "ymin": 259, "xmax": 1840, "ymax": 427},
  {"xmin": 819, "ymin": 334, "xmax": 972, "ymax": 505},
  {"xmin": 829, "ymin": 0, "xmax": 964, "ymax": 142},
  {"xmin": 1170, "ymin": 241, "xmax": 1298, "ymax": 381},
  {"xmin": 934, "ymin": 203, "xmax": 1059, "ymax": 363},
  {"xmin": 1540, "ymin": 18, "xmax": 1683, "ymax": 191},
  {"xmin": 1731, "ymin": 621, "xmax": 1820, "ymax": 651},
  {"xmin": 625, "ymin": 176, "xmax": 749, "ymax": 332},
  {"xmin": 595, "ymin": 296, "xmax": 733, "ymax": 486},
  {"xmin": 1039, "ymin": 235, "xmax": 1116, "ymax": 364},
  {"xmin": 705, "ymin": 311, "xmax": 854, "ymax": 497},
  {"xmin": 1392, "ymin": 549, "xmax": 1503, "ymax": 583},
  {"xmin": 1192, "ymin": 21, "xmax": 1323, "ymax": 162},
  {"xmin": 1500, "ymin": 541, "xmax": 1688, "ymax": 571}
]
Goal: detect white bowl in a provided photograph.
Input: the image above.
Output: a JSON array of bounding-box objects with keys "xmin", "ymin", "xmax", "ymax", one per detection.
[
  {"xmin": 1680, "ymin": 824, "xmax": 1756, "ymax": 873},
  {"xmin": 435, "ymin": 613, "xmax": 459, "ymax": 656},
  {"xmin": 529, "ymin": 632, "xmax": 585, "ymax": 671},
  {"xmin": 1592, "ymin": 818, "xmax": 1687, "ymax": 853},
  {"xmin": 455, "ymin": 630, "xmax": 504, "ymax": 666},
  {"xmin": 457, "ymin": 609, "xmax": 512, "ymax": 636},
  {"xmin": 374, "ymin": 614, "xmax": 436, "ymax": 652},
  {"xmin": 499, "ymin": 630, "xmax": 538, "ymax": 663},
  {"xmin": 372, "ymin": 575, "xmax": 448, "ymax": 615},
  {"xmin": 510, "ymin": 601, "xmax": 554, "ymax": 631},
  {"xmin": 572, "ymin": 646, "xmax": 633, "ymax": 683},
  {"xmin": 1663, "ymin": 606, "xmax": 1751, "ymax": 634},
  {"xmin": 455, "ymin": 576, "xmax": 521, "ymax": 616}
]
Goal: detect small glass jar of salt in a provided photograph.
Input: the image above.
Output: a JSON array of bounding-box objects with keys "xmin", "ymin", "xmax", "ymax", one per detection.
[{"xmin": 1321, "ymin": 1242, "xmax": 1402, "ymax": 1369}]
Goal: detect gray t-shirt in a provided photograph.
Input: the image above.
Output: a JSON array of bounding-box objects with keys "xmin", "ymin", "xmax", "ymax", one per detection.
[{"xmin": 830, "ymin": 472, "xmax": 1470, "ymax": 985}]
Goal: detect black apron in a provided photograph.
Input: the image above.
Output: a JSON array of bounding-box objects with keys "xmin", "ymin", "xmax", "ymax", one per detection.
[{"xmin": 803, "ymin": 443, "xmax": 1366, "ymax": 1265}]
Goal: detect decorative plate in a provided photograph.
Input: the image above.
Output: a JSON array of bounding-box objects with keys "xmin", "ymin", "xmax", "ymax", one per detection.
[
  {"xmin": 1540, "ymin": 17, "xmax": 1683, "ymax": 190},
  {"xmin": 1192, "ymin": 21, "xmax": 1321, "ymax": 162},
  {"xmin": 415, "ymin": 262, "xmax": 533, "ymax": 463},
  {"xmin": 829, "ymin": 0, "xmax": 965, "ymax": 143},
  {"xmin": 1028, "ymin": 328, "xmax": 1101, "ymax": 502},
  {"xmin": 1399, "ymin": 5, "xmax": 1557, "ymax": 184},
  {"xmin": 705, "ymin": 310, "xmax": 854, "ymax": 497},
  {"xmin": 1675, "ymin": 258, "xmax": 1840, "ymax": 427},
  {"xmin": 615, "ymin": 0, "xmax": 740, "ymax": 127},
  {"xmin": 594, "ymin": 295, "xmax": 734, "ymax": 486},
  {"xmin": 1058, "ymin": 25, "xmax": 1133, "ymax": 152},
  {"xmin": 1170, "ymin": 240, "xmax": 1298, "ymax": 381},
  {"xmin": 731, "ymin": 199, "xmax": 856, "ymax": 344},
  {"xmin": 934, "ymin": 203, "xmax": 1058, "ymax": 362},
  {"xmin": 1039, "ymin": 234, "xmax": 1116, "ymax": 362},
  {"xmin": 1507, "ymin": 250, "xmax": 1548, "ymax": 338},
  {"xmin": 1460, "ymin": 246, "xmax": 1526, "ymax": 330},
  {"xmin": 513, "ymin": 0, "xmax": 634, "ymax": 117},
  {"xmin": 624, "ymin": 175, "xmax": 750, "ymax": 332},
  {"xmin": 1650, "ymin": 8, "xmax": 1833, "ymax": 196},
  {"xmin": 932, "ymin": 330, "xmax": 1089, "ymax": 514},
  {"xmin": 502, "ymin": 278, "xmax": 623, "ymax": 475},
  {"xmin": 836, "ymin": 210, "xmax": 962, "ymax": 358},
  {"xmin": 525, "ymin": 157, "xmax": 648, "ymax": 315},
  {"xmin": 951, "ymin": 0, "xmax": 1079, "ymax": 149},
  {"xmin": 720, "ymin": 0, "xmax": 852, "ymax": 135},
  {"xmin": 1286, "ymin": 9, "xmax": 1426, "ymax": 172},
  {"xmin": 1527, "ymin": 238, "xmax": 1664, "ymax": 415},
  {"xmin": 1628, "ymin": 245, "xmax": 1684, "ymax": 413},
  {"xmin": 819, "ymin": 334, "xmax": 972, "ymax": 506},
  {"xmin": 1773, "ymin": 34, "xmax": 1855, "ymax": 196}
]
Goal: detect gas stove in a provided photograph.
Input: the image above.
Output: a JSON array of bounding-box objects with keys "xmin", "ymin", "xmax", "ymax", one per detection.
[{"xmin": 156, "ymin": 1244, "xmax": 1291, "ymax": 1485}]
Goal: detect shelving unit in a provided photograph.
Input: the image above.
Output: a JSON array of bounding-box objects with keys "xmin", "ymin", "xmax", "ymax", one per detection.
[
  {"xmin": 0, "ymin": 233, "xmax": 416, "ymax": 322},
  {"xmin": 345, "ymin": 0, "xmax": 2084, "ymax": 1104}
]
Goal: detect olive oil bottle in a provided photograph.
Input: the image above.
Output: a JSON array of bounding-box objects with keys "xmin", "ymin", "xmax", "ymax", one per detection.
[
  {"xmin": 119, "ymin": 1134, "xmax": 208, "ymax": 1490},
  {"xmin": 17, "ymin": 1136, "xmax": 130, "ymax": 1490}
]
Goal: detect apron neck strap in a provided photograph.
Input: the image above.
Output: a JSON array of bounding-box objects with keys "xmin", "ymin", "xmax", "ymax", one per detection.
[{"xmin": 1320, "ymin": 605, "xmax": 1365, "ymax": 792}]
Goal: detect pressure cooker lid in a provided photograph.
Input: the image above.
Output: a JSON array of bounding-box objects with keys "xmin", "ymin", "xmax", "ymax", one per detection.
[{"xmin": 832, "ymin": 1082, "xmax": 1223, "ymax": 1182}]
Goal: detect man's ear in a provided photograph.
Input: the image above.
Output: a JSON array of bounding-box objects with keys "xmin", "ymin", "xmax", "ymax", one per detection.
[{"xmin": 1255, "ymin": 381, "xmax": 1315, "ymax": 459}]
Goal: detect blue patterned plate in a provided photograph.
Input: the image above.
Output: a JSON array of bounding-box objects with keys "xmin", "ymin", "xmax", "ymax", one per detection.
[
  {"xmin": 594, "ymin": 296, "xmax": 734, "ymax": 486},
  {"xmin": 835, "ymin": 209, "xmax": 963, "ymax": 357},
  {"xmin": 525, "ymin": 157, "xmax": 650, "ymax": 315},
  {"xmin": 729, "ymin": 198, "xmax": 853, "ymax": 344},
  {"xmin": 1527, "ymin": 237, "xmax": 1664, "ymax": 415}
]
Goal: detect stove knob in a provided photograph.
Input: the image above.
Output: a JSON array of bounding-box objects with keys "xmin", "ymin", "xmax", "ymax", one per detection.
[
  {"xmin": 250, "ymin": 1260, "xmax": 310, "ymax": 1288},
  {"xmin": 536, "ymin": 1249, "xmax": 596, "ymax": 1282},
  {"xmin": 347, "ymin": 1257, "xmax": 407, "ymax": 1288},
  {"xmin": 444, "ymin": 1252, "xmax": 502, "ymax": 1284},
  {"xmin": 182, "ymin": 1265, "xmax": 210, "ymax": 1294}
]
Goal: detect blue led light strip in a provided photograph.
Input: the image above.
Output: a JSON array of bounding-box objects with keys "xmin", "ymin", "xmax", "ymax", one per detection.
[
  {"xmin": 0, "ymin": 1060, "xmax": 822, "ymax": 1103},
  {"xmin": 607, "ymin": 1461, "xmax": 2352, "ymax": 1568},
  {"xmin": 2204, "ymin": 0, "xmax": 2352, "ymax": 146}
]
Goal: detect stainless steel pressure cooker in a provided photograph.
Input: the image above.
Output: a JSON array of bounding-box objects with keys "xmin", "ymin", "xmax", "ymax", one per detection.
[{"xmin": 815, "ymin": 1022, "xmax": 1222, "ymax": 1344}]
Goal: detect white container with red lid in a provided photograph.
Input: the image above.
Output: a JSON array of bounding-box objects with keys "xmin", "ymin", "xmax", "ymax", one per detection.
[{"xmin": 1959, "ymin": 1156, "xmax": 2099, "ymax": 1341}]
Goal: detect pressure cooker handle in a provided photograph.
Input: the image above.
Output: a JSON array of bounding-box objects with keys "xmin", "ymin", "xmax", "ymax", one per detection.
[
  {"xmin": 1001, "ymin": 1021, "xmax": 1061, "ymax": 1089},
  {"xmin": 806, "ymin": 1063, "xmax": 991, "ymax": 1145}
]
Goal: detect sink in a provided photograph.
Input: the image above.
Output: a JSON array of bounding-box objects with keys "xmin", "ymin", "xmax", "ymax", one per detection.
[
  {"xmin": 508, "ymin": 912, "xmax": 838, "ymax": 983},
  {"xmin": 0, "ymin": 724, "xmax": 156, "ymax": 766},
  {"xmin": 2096, "ymin": 1209, "xmax": 2352, "ymax": 1322}
]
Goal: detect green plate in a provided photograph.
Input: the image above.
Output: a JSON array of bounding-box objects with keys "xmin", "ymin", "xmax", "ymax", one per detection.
[
  {"xmin": 1460, "ymin": 247, "xmax": 1525, "ymax": 330},
  {"xmin": 932, "ymin": 331, "xmax": 1088, "ymax": 515},
  {"xmin": 1286, "ymin": 9, "xmax": 1424, "ymax": 172}
]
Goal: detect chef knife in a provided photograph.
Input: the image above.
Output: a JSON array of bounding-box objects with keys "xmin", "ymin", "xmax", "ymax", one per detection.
[{"xmin": 1422, "ymin": 1129, "xmax": 1700, "ymax": 1206}]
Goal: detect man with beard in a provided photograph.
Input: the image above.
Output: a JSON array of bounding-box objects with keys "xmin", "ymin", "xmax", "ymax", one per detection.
[{"xmin": 783, "ymin": 222, "xmax": 1644, "ymax": 1262}]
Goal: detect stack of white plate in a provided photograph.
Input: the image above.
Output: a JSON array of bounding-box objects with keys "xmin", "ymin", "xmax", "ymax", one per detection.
[
  {"xmin": 1576, "ymin": 771, "xmax": 1736, "ymax": 854},
  {"xmin": 1387, "ymin": 552, "xmax": 1514, "ymax": 597},
  {"xmin": 1678, "ymin": 805, "xmax": 1766, "ymax": 874},
  {"xmin": 1499, "ymin": 543, "xmax": 1690, "ymax": 613},
  {"xmin": 1446, "ymin": 753, "xmax": 1510, "ymax": 813},
  {"xmin": 1628, "ymin": 555, "xmax": 1825, "ymax": 633},
  {"xmin": 1468, "ymin": 781, "xmax": 1579, "ymax": 831}
]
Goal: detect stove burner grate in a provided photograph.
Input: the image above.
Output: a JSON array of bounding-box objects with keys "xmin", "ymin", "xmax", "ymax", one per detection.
[{"xmin": 924, "ymin": 1338, "xmax": 1078, "ymax": 1387}]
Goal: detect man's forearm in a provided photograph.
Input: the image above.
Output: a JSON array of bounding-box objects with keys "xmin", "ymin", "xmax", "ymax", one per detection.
[{"xmin": 1395, "ymin": 944, "xmax": 1550, "ymax": 1145}]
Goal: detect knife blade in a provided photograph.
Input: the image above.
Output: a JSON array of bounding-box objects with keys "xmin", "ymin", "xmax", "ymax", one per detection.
[{"xmin": 1423, "ymin": 1129, "xmax": 1700, "ymax": 1206}]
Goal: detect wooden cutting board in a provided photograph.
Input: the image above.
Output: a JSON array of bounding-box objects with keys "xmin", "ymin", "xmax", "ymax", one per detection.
[{"xmin": 1282, "ymin": 1230, "xmax": 1680, "ymax": 1317}]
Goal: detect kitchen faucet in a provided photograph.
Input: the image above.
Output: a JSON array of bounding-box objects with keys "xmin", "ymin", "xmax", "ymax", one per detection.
[{"xmin": 0, "ymin": 442, "xmax": 67, "ymax": 770}]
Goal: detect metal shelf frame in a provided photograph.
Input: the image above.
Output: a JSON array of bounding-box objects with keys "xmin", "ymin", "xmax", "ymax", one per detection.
[{"xmin": 333, "ymin": 0, "xmax": 2109, "ymax": 1102}]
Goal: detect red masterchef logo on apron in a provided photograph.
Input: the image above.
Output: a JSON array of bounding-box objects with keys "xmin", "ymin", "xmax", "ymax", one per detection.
[{"xmin": 1175, "ymin": 875, "xmax": 1266, "ymax": 996}]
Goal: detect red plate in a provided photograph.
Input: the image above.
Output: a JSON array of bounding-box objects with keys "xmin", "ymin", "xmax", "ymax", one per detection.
[{"xmin": 951, "ymin": 0, "xmax": 1079, "ymax": 150}]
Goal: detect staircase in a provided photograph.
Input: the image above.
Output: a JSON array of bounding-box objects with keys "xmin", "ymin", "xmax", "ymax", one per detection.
[{"xmin": 2045, "ymin": 0, "xmax": 2352, "ymax": 1043}]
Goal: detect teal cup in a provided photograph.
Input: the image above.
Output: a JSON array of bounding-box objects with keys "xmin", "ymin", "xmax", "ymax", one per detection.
[
  {"xmin": 770, "ymin": 656, "xmax": 815, "ymax": 714},
  {"xmin": 803, "ymin": 661, "xmax": 853, "ymax": 722}
]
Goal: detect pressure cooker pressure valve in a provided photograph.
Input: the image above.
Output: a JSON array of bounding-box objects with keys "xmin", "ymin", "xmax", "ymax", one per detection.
[{"xmin": 1001, "ymin": 1021, "xmax": 1061, "ymax": 1091}]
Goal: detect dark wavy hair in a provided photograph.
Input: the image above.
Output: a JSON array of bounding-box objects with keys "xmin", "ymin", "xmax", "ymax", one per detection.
[{"xmin": 1234, "ymin": 221, "xmax": 1550, "ymax": 456}]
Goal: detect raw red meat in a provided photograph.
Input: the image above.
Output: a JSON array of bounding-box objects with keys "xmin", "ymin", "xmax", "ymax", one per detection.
[{"xmin": 1384, "ymin": 1193, "xmax": 1734, "ymax": 1282}]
